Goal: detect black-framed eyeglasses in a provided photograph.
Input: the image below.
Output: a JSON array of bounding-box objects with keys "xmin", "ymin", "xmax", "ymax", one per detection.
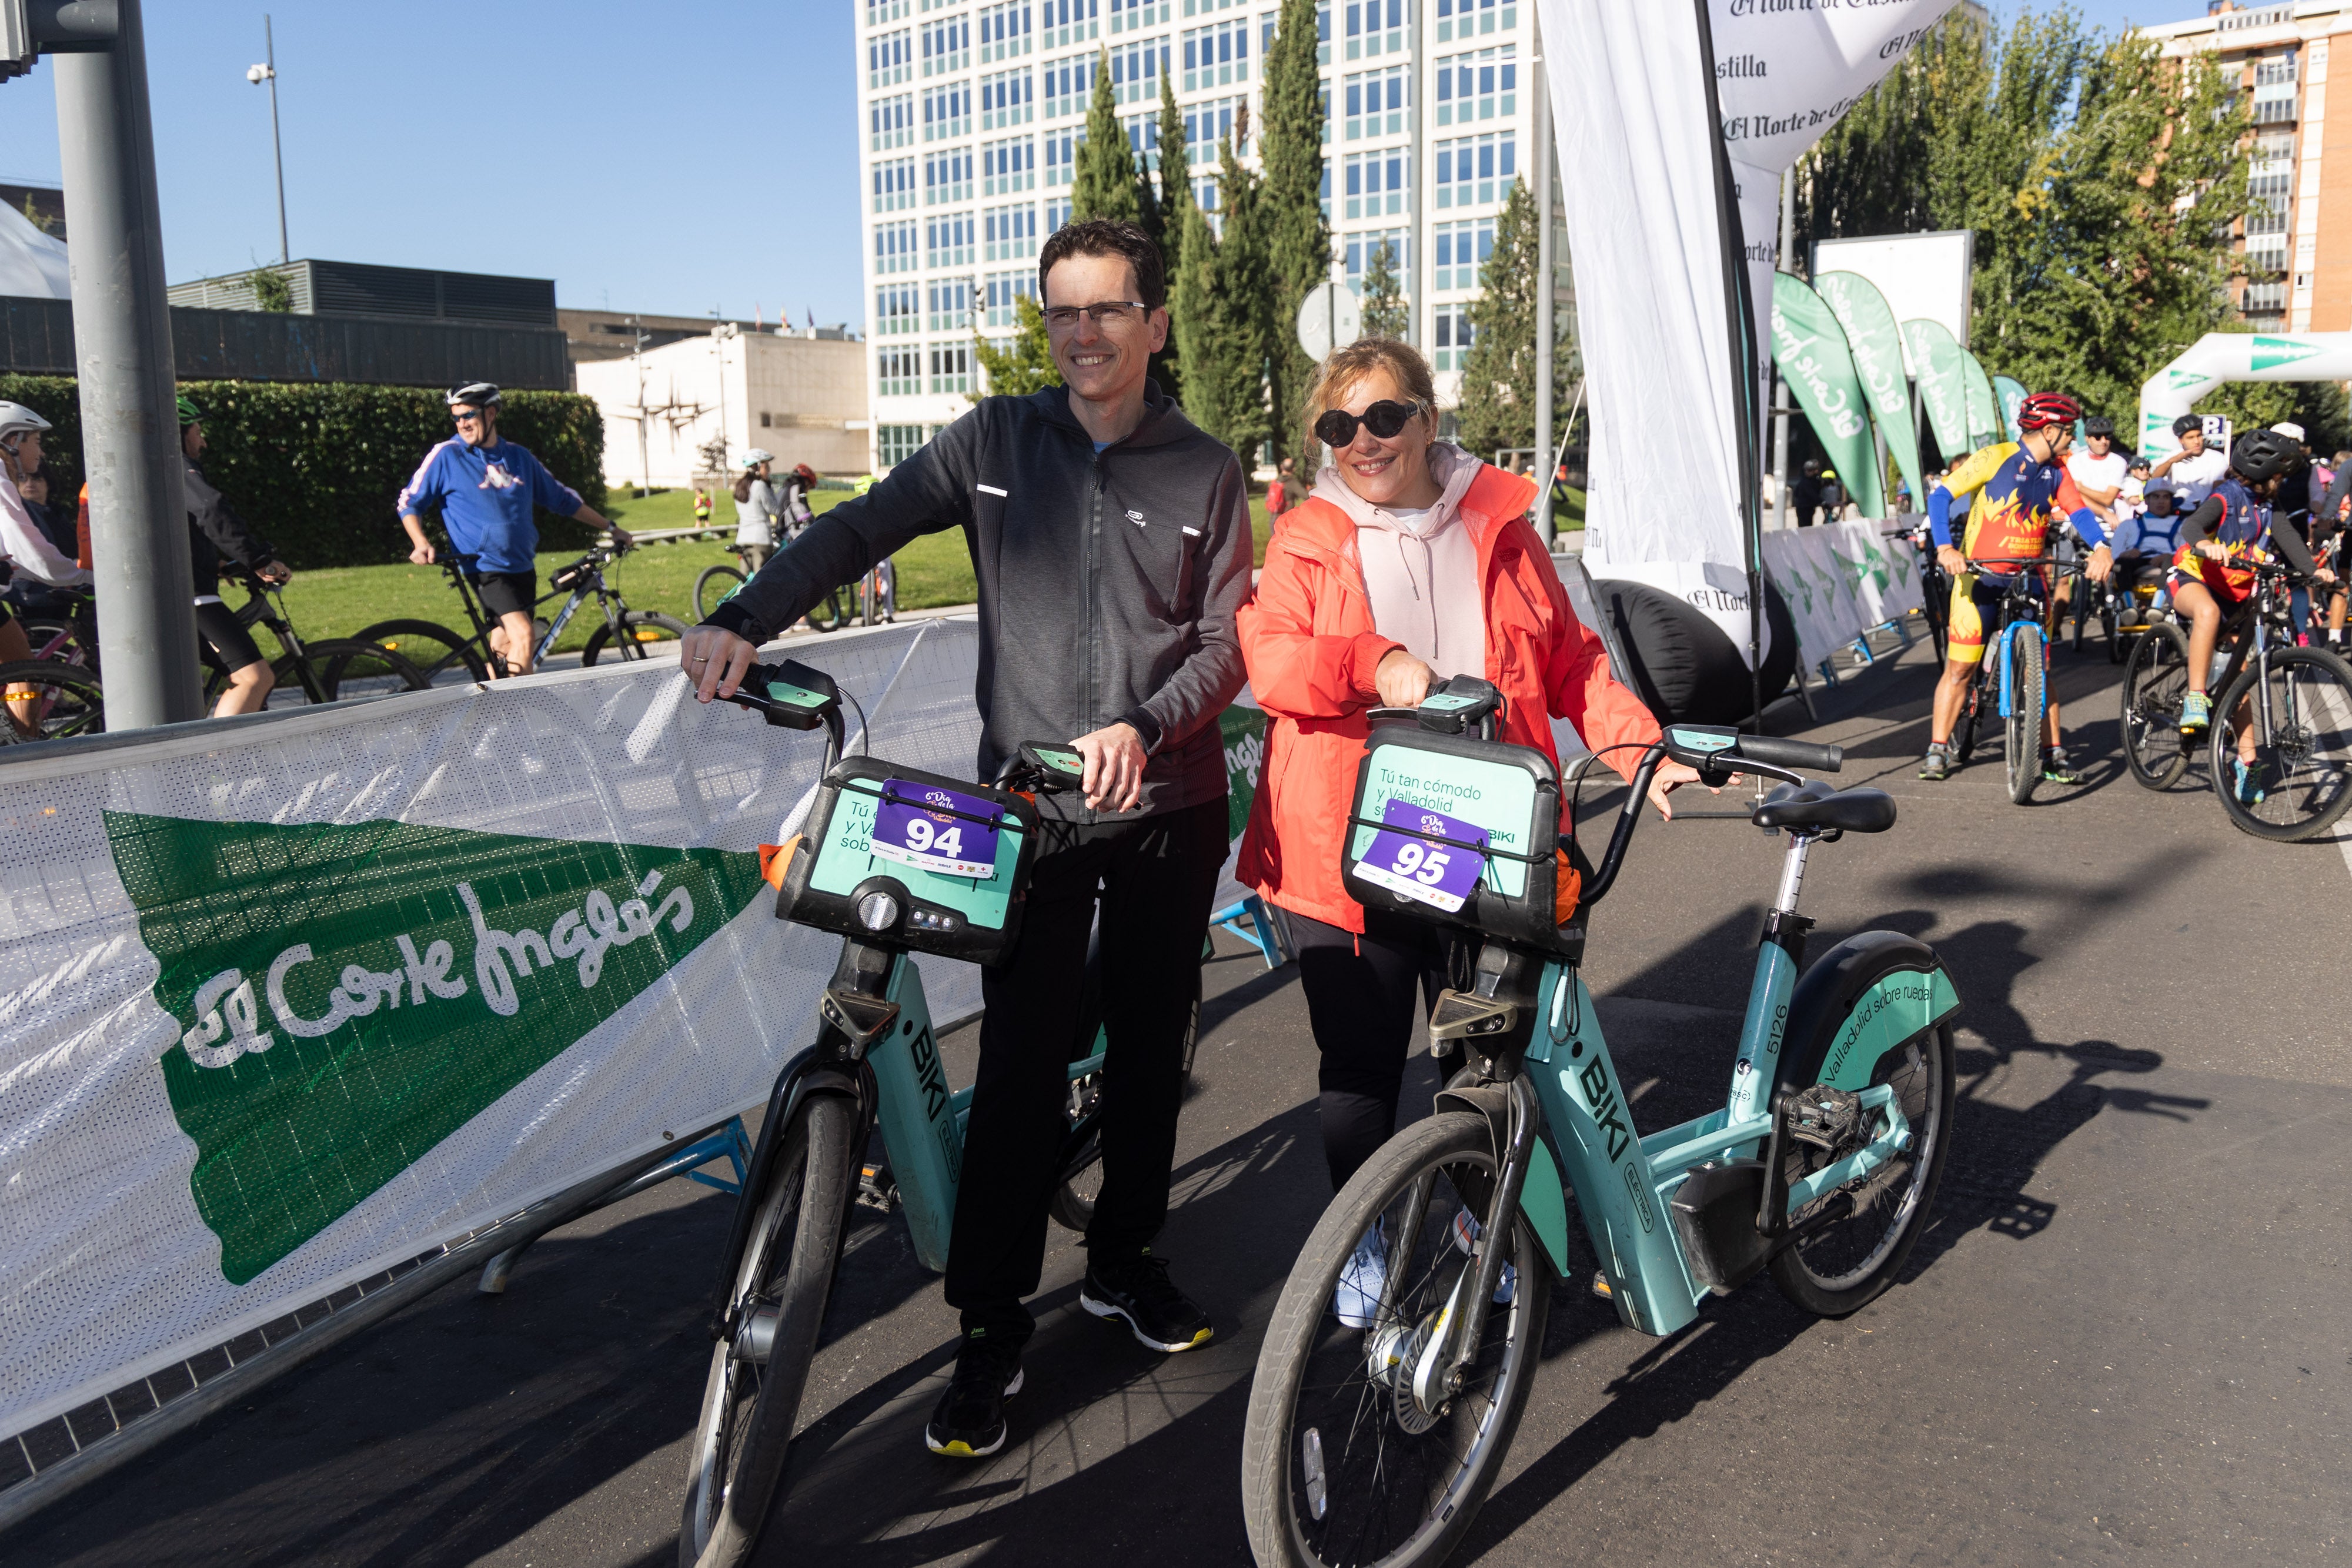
[
  {"xmin": 1314, "ymin": 400, "xmax": 1424, "ymax": 447},
  {"xmin": 1042, "ymin": 301, "xmax": 1151, "ymax": 330}
]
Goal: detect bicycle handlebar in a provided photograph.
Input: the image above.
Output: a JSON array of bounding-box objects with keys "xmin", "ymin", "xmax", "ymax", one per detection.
[{"xmin": 1579, "ymin": 726, "xmax": 1843, "ymax": 911}]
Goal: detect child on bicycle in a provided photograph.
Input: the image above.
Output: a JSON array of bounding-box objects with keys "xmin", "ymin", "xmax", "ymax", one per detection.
[{"xmin": 2168, "ymin": 429, "xmax": 2336, "ymax": 799}]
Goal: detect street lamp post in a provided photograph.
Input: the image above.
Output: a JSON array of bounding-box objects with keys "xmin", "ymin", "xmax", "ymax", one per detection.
[{"xmin": 246, "ymin": 15, "xmax": 286, "ymax": 265}]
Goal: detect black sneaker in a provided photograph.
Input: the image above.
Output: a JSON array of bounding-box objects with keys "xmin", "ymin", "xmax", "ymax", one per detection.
[
  {"xmin": 1080, "ymin": 1250, "xmax": 1215, "ymax": 1353},
  {"xmin": 926, "ymin": 1332, "xmax": 1023, "ymax": 1459}
]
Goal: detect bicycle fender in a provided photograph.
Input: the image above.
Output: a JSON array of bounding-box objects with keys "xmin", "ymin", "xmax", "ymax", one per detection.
[
  {"xmin": 1432, "ymin": 1086, "xmax": 1573, "ymax": 1280},
  {"xmin": 1776, "ymin": 932, "xmax": 1961, "ymax": 1101},
  {"xmin": 703, "ymin": 1048, "xmax": 874, "ymax": 1340}
]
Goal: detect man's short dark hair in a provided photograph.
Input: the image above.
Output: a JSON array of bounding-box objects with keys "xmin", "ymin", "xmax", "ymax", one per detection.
[{"xmin": 1038, "ymin": 219, "xmax": 1167, "ymax": 312}]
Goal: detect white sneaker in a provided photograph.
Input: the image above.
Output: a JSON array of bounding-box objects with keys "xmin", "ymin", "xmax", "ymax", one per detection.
[
  {"xmin": 1333, "ymin": 1221, "xmax": 1388, "ymax": 1329},
  {"xmin": 1451, "ymin": 1208, "xmax": 1516, "ymax": 1306}
]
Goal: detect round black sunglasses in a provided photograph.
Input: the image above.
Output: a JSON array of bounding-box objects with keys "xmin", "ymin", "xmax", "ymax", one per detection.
[{"xmin": 1314, "ymin": 399, "xmax": 1424, "ymax": 447}]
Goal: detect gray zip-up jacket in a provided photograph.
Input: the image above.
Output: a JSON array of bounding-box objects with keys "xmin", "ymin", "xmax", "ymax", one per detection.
[{"xmin": 703, "ymin": 382, "xmax": 1253, "ymax": 821}]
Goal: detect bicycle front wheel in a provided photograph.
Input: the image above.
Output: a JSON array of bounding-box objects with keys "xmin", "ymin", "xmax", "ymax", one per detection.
[
  {"xmin": 0, "ymin": 660, "xmax": 104, "ymax": 743},
  {"xmin": 350, "ymin": 618, "xmax": 487, "ymax": 684},
  {"xmin": 316, "ymin": 640, "xmax": 432, "ymax": 703},
  {"xmin": 2209, "ymin": 645, "xmax": 2352, "ymax": 842},
  {"xmin": 2121, "ymin": 620, "xmax": 2191, "ymax": 790},
  {"xmin": 1240, "ymin": 1112, "xmax": 1552, "ymax": 1568},
  {"xmin": 583, "ymin": 610, "xmax": 691, "ymax": 666},
  {"xmin": 679, "ymin": 1091, "xmax": 860, "ymax": 1568},
  {"xmin": 2003, "ymin": 630, "xmax": 2044, "ymax": 804},
  {"xmin": 694, "ymin": 565, "xmax": 747, "ymax": 622},
  {"xmin": 807, "ymin": 590, "xmax": 846, "ymax": 634}
]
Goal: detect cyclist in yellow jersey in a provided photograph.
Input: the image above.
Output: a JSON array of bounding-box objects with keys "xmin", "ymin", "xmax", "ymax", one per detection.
[{"xmin": 1918, "ymin": 392, "xmax": 2113, "ymax": 783}]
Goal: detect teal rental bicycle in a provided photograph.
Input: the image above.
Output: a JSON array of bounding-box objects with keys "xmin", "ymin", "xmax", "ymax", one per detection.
[
  {"xmin": 677, "ymin": 660, "xmax": 1149, "ymax": 1568},
  {"xmin": 1240, "ymin": 680, "xmax": 1960, "ymax": 1568}
]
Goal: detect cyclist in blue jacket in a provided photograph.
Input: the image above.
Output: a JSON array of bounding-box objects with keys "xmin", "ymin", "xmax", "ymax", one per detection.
[{"xmin": 397, "ymin": 383, "xmax": 629, "ymax": 677}]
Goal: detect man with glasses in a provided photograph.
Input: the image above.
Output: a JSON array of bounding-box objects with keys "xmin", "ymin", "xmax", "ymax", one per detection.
[
  {"xmin": 397, "ymin": 382, "xmax": 630, "ymax": 677},
  {"xmin": 678, "ymin": 219, "xmax": 1252, "ymax": 1462}
]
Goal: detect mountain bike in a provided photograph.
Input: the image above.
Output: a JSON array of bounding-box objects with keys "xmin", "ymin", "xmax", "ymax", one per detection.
[
  {"xmin": 0, "ymin": 656, "xmax": 104, "ymax": 743},
  {"xmin": 678, "ymin": 660, "xmax": 1161, "ymax": 1568},
  {"xmin": 355, "ymin": 544, "xmax": 690, "ymax": 683},
  {"xmin": 807, "ymin": 560, "xmax": 898, "ymax": 634},
  {"xmin": 1238, "ymin": 681, "xmax": 1957, "ymax": 1568},
  {"xmin": 2180, "ymin": 558, "xmax": 2352, "ymax": 840},
  {"xmin": 1944, "ymin": 556, "xmax": 2075, "ymax": 804},
  {"xmin": 197, "ymin": 570, "xmax": 430, "ymax": 710},
  {"xmin": 1901, "ymin": 521, "xmax": 1949, "ymax": 664},
  {"xmin": 694, "ymin": 545, "xmax": 768, "ymax": 623}
]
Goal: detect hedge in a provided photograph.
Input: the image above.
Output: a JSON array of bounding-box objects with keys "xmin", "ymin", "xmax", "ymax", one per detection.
[{"xmin": 0, "ymin": 376, "xmax": 606, "ymax": 570}]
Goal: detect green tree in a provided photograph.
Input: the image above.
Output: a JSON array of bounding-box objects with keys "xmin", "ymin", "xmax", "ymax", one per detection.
[
  {"xmin": 1174, "ymin": 132, "xmax": 1271, "ymax": 462},
  {"xmin": 1456, "ymin": 177, "xmax": 1571, "ymax": 462},
  {"xmin": 1259, "ymin": 0, "xmax": 1329, "ymax": 464},
  {"xmin": 1359, "ymin": 240, "xmax": 1406, "ymax": 339},
  {"xmin": 1072, "ymin": 51, "xmax": 1140, "ymax": 224},
  {"xmin": 1148, "ymin": 74, "xmax": 1193, "ymax": 400},
  {"xmin": 248, "ymin": 266, "xmax": 295, "ymax": 313},
  {"xmin": 971, "ymin": 294, "xmax": 1062, "ymax": 401}
]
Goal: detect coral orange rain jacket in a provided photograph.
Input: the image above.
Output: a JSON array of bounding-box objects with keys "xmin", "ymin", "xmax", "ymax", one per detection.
[{"xmin": 1235, "ymin": 462, "xmax": 1662, "ymax": 933}]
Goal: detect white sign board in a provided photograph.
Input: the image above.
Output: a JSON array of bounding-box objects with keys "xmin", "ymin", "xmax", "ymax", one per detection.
[
  {"xmin": 1812, "ymin": 231, "xmax": 1975, "ymax": 372},
  {"xmin": 1295, "ymin": 282, "xmax": 1363, "ymax": 362}
]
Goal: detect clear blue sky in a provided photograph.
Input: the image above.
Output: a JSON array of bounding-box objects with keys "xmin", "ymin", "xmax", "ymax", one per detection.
[
  {"xmin": 0, "ymin": 0, "xmax": 863, "ymax": 325},
  {"xmin": 0, "ymin": 1, "xmax": 2207, "ymax": 327}
]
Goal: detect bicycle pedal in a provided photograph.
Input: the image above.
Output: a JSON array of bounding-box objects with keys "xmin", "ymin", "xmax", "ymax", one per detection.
[
  {"xmin": 858, "ymin": 1162, "xmax": 901, "ymax": 1211},
  {"xmin": 1589, "ymin": 1272, "xmax": 1613, "ymax": 1300},
  {"xmin": 1428, "ymin": 989, "xmax": 1517, "ymax": 1042}
]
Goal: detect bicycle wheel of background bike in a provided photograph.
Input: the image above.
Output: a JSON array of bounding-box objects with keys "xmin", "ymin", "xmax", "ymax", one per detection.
[
  {"xmin": 2121, "ymin": 620, "xmax": 2191, "ymax": 790},
  {"xmin": 679, "ymin": 1092, "xmax": 860, "ymax": 1568},
  {"xmin": 2207, "ymin": 644, "xmax": 2352, "ymax": 842},
  {"xmin": 351, "ymin": 618, "xmax": 489, "ymax": 684},
  {"xmin": 2003, "ymin": 630, "xmax": 2044, "ymax": 805},
  {"xmin": 582, "ymin": 610, "xmax": 691, "ymax": 666},
  {"xmin": 807, "ymin": 590, "xmax": 846, "ymax": 634},
  {"xmin": 694, "ymin": 565, "xmax": 747, "ymax": 622},
  {"xmin": 1240, "ymin": 1112, "xmax": 1552, "ymax": 1568},
  {"xmin": 1047, "ymin": 975, "xmax": 1200, "ymax": 1235},
  {"xmin": 318, "ymin": 640, "xmax": 432, "ymax": 703},
  {"xmin": 0, "ymin": 660, "xmax": 104, "ymax": 743},
  {"xmin": 1767, "ymin": 1021, "xmax": 1956, "ymax": 1319}
]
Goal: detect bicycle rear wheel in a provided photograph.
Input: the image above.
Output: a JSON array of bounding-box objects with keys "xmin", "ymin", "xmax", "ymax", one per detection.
[
  {"xmin": 807, "ymin": 590, "xmax": 846, "ymax": 634},
  {"xmin": 679, "ymin": 1092, "xmax": 860, "ymax": 1568},
  {"xmin": 1768, "ymin": 1021, "xmax": 1956, "ymax": 1318},
  {"xmin": 318, "ymin": 640, "xmax": 432, "ymax": 703},
  {"xmin": 695, "ymin": 565, "xmax": 747, "ymax": 622},
  {"xmin": 2208, "ymin": 645, "xmax": 2352, "ymax": 841},
  {"xmin": 0, "ymin": 660, "xmax": 104, "ymax": 743},
  {"xmin": 2003, "ymin": 629, "xmax": 2044, "ymax": 804},
  {"xmin": 582, "ymin": 610, "xmax": 691, "ymax": 666},
  {"xmin": 2121, "ymin": 620, "xmax": 2191, "ymax": 790},
  {"xmin": 351, "ymin": 618, "xmax": 488, "ymax": 684},
  {"xmin": 1048, "ymin": 972, "xmax": 1200, "ymax": 1235},
  {"xmin": 1240, "ymin": 1112, "xmax": 1552, "ymax": 1568}
]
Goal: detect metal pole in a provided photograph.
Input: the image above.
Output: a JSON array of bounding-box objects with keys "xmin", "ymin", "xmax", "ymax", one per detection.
[
  {"xmin": 1532, "ymin": 20, "xmax": 1555, "ymax": 544},
  {"xmin": 1770, "ymin": 166, "xmax": 1794, "ymax": 533},
  {"xmin": 265, "ymin": 15, "xmax": 286, "ymax": 264},
  {"xmin": 55, "ymin": 0, "xmax": 201, "ymax": 729}
]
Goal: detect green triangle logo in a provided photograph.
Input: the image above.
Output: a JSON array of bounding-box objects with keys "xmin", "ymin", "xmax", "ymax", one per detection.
[
  {"xmin": 2252, "ymin": 336, "xmax": 2322, "ymax": 372},
  {"xmin": 106, "ymin": 811, "xmax": 766, "ymax": 1283},
  {"xmin": 2167, "ymin": 369, "xmax": 2209, "ymax": 390}
]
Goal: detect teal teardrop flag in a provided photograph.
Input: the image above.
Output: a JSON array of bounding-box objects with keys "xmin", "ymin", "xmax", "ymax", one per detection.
[
  {"xmin": 1902, "ymin": 319, "xmax": 1972, "ymax": 466},
  {"xmin": 1961, "ymin": 353, "xmax": 2002, "ymax": 452},
  {"xmin": 1815, "ymin": 272, "xmax": 1923, "ymax": 514},
  {"xmin": 1993, "ymin": 375, "xmax": 2027, "ymax": 443},
  {"xmin": 1772, "ymin": 273, "xmax": 1883, "ymax": 517}
]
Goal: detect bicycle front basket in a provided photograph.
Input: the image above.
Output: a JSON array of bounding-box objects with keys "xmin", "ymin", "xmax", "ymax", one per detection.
[
  {"xmin": 1339, "ymin": 726, "xmax": 1570, "ymax": 954},
  {"xmin": 773, "ymin": 755, "xmax": 1040, "ymax": 968}
]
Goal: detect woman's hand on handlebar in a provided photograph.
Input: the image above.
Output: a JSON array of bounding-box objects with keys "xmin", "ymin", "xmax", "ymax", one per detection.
[
  {"xmin": 680, "ymin": 624, "xmax": 760, "ymax": 703},
  {"xmin": 1374, "ymin": 648, "xmax": 1435, "ymax": 708},
  {"xmin": 1648, "ymin": 758, "xmax": 1706, "ymax": 821}
]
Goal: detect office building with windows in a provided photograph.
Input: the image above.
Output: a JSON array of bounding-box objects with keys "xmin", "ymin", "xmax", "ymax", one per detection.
[
  {"xmin": 2139, "ymin": 1, "xmax": 2352, "ymax": 334},
  {"xmin": 854, "ymin": 0, "xmax": 1554, "ymax": 469}
]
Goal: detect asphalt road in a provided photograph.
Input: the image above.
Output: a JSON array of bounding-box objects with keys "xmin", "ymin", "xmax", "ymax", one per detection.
[{"xmin": 14, "ymin": 631, "xmax": 2351, "ymax": 1567}]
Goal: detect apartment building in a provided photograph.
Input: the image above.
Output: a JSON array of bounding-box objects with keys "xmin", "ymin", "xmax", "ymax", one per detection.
[
  {"xmin": 2139, "ymin": 1, "xmax": 2352, "ymax": 333},
  {"xmin": 853, "ymin": 0, "xmax": 1548, "ymax": 469}
]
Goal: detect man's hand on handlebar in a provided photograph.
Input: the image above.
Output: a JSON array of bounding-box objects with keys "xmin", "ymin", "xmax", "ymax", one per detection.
[
  {"xmin": 409, "ymin": 540, "xmax": 437, "ymax": 566},
  {"xmin": 608, "ymin": 526, "xmax": 634, "ymax": 551},
  {"xmin": 1374, "ymin": 648, "xmax": 1436, "ymax": 708},
  {"xmin": 680, "ymin": 624, "xmax": 761, "ymax": 703},
  {"xmin": 1071, "ymin": 721, "xmax": 1147, "ymax": 813},
  {"xmin": 256, "ymin": 559, "xmax": 292, "ymax": 586},
  {"xmin": 1936, "ymin": 544, "xmax": 1966, "ymax": 577},
  {"xmin": 2084, "ymin": 543, "xmax": 2113, "ymax": 585}
]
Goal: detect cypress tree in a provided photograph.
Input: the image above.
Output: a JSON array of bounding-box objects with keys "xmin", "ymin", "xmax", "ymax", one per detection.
[
  {"xmin": 1148, "ymin": 74, "xmax": 1193, "ymax": 400},
  {"xmin": 1072, "ymin": 50, "xmax": 1140, "ymax": 224},
  {"xmin": 1259, "ymin": 0, "xmax": 1331, "ymax": 464},
  {"xmin": 1456, "ymin": 176, "xmax": 1539, "ymax": 461},
  {"xmin": 1360, "ymin": 240, "xmax": 1406, "ymax": 339},
  {"xmin": 1175, "ymin": 132, "xmax": 1271, "ymax": 462}
]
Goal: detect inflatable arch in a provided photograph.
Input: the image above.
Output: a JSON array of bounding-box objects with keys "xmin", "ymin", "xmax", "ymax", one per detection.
[{"xmin": 2139, "ymin": 332, "xmax": 2352, "ymax": 461}]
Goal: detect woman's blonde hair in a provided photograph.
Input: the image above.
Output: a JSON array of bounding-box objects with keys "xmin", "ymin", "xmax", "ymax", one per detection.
[{"xmin": 1302, "ymin": 337, "xmax": 1439, "ymax": 460}]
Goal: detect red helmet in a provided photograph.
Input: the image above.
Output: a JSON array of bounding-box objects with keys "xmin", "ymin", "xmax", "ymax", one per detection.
[
  {"xmin": 2016, "ymin": 392, "xmax": 2082, "ymax": 434},
  {"xmin": 794, "ymin": 463, "xmax": 819, "ymax": 484}
]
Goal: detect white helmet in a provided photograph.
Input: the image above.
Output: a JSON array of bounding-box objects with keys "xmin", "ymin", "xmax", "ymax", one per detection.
[
  {"xmin": 740, "ymin": 448, "xmax": 776, "ymax": 468},
  {"xmin": 0, "ymin": 400, "xmax": 52, "ymax": 447}
]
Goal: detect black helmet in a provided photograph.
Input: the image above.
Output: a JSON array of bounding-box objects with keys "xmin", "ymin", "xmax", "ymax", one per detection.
[
  {"xmin": 2172, "ymin": 413, "xmax": 2204, "ymax": 439},
  {"xmin": 446, "ymin": 382, "xmax": 502, "ymax": 409},
  {"xmin": 2083, "ymin": 415, "xmax": 2114, "ymax": 439},
  {"xmin": 2229, "ymin": 428, "xmax": 2295, "ymax": 484}
]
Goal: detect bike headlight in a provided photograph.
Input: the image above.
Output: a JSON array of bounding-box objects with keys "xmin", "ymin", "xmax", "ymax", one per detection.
[{"xmin": 856, "ymin": 891, "xmax": 901, "ymax": 931}]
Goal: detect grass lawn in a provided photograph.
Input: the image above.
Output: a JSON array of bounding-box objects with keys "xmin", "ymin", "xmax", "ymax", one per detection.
[{"xmin": 280, "ymin": 483, "xmax": 1277, "ymax": 650}]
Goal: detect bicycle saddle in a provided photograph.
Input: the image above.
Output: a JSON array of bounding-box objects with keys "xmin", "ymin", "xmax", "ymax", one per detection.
[{"xmin": 1751, "ymin": 779, "xmax": 1897, "ymax": 834}]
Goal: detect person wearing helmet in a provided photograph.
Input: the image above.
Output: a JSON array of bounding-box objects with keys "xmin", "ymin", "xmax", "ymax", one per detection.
[
  {"xmin": 1917, "ymin": 392, "xmax": 2113, "ymax": 784},
  {"xmin": 732, "ymin": 449, "xmax": 780, "ymax": 573},
  {"xmin": 176, "ymin": 397, "xmax": 297, "ymax": 717},
  {"xmin": 0, "ymin": 401, "xmax": 91, "ymax": 668},
  {"xmin": 782, "ymin": 462, "xmax": 820, "ymax": 540},
  {"xmin": 2169, "ymin": 429, "xmax": 2336, "ymax": 801},
  {"xmin": 396, "ymin": 383, "xmax": 632, "ymax": 678},
  {"xmin": 2151, "ymin": 413, "xmax": 2227, "ymax": 509}
]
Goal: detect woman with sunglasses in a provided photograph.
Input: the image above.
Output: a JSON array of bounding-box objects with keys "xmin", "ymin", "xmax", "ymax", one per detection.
[{"xmin": 1235, "ymin": 339, "xmax": 1695, "ymax": 1320}]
